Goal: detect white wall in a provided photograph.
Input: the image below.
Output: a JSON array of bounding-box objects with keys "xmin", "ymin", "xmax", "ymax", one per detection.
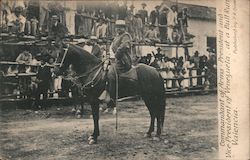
[{"xmin": 188, "ymin": 19, "xmax": 216, "ymax": 56}]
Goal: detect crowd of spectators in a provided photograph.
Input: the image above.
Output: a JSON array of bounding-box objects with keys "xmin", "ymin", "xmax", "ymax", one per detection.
[
  {"xmin": 139, "ymin": 49, "xmax": 217, "ymax": 90},
  {"xmin": 0, "ymin": 1, "xmax": 217, "ymax": 105},
  {"xmin": 1, "ymin": 0, "xmax": 193, "ymax": 44}
]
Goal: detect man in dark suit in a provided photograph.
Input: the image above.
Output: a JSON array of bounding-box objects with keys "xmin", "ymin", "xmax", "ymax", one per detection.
[
  {"xmin": 150, "ymin": 5, "xmax": 160, "ymax": 26},
  {"xmin": 159, "ymin": 8, "xmax": 168, "ymax": 42},
  {"xmin": 48, "ymin": 15, "xmax": 68, "ymax": 48},
  {"xmin": 138, "ymin": 3, "xmax": 148, "ymax": 24},
  {"xmin": 33, "ymin": 57, "xmax": 52, "ymax": 109}
]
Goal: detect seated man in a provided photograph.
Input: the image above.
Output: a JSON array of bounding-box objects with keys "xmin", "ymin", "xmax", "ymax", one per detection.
[
  {"xmin": 7, "ymin": 6, "xmax": 26, "ymax": 34},
  {"xmin": 144, "ymin": 24, "xmax": 160, "ymax": 43},
  {"xmin": 48, "ymin": 15, "xmax": 68, "ymax": 48},
  {"xmin": 89, "ymin": 36, "xmax": 103, "ymax": 60}
]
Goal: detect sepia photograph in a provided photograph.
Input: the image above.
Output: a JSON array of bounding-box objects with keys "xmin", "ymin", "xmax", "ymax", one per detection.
[{"xmin": 0, "ymin": 0, "xmax": 225, "ymax": 159}]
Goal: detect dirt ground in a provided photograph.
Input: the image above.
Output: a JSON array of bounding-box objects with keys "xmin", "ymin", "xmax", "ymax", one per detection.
[{"xmin": 0, "ymin": 94, "xmax": 217, "ymax": 160}]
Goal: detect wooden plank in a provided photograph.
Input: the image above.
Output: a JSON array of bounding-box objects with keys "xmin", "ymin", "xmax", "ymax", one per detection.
[{"xmin": 4, "ymin": 73, "xmax": 37, "ymax": 77}]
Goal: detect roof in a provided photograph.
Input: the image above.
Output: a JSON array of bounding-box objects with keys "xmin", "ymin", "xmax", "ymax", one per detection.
[
  {"xmin": 164, "ymin": 2, "xmax": 216, "ymax": 21},
  {"xmin": 180, "ymin": 3, "xmax": 216, "ymax": 21}
]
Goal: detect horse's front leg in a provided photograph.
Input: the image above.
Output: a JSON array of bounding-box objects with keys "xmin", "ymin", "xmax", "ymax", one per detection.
[{"xmin": 88, "ymin": 102, "xmax": 100, "ymax": 144}]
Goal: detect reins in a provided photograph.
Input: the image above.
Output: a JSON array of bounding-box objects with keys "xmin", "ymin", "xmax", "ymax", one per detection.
[{"xmin": 62, "ymin": 60, "xmax": 105, "ymax": 90}]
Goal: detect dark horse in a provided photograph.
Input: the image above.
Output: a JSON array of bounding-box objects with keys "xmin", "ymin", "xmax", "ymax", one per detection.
[{"xmin": 56, "ymin": 44, "xmax": 166, "ymax": 144}]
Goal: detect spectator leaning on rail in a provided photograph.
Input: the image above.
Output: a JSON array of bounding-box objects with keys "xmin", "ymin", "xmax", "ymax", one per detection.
[{"xmin": 16, "ymin": 50, "xmax": 32, "ymax": 64}]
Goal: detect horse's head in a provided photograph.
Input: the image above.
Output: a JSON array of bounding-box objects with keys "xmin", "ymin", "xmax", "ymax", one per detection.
[{"xmin": 53, "ymin": 44, "xmax": 100, "ymax": 76}]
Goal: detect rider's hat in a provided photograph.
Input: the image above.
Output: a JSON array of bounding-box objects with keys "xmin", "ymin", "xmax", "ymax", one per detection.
[{"xmin": 51, "ymin": 15, "xmax": 59, "ymax": 20}]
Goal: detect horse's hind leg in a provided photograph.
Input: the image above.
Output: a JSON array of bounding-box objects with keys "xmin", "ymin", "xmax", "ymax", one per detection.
[
  {"xmin": 145, "ymin": 112, "xmax": 155, "ymax": 138},
  {"xmin": 156, "ymin": 116, "xmax": 162, "ymax": 137},
  {"xmin": 155, "ymin": 110, "xmax": 165, "ymax": 140},
  {"xmin": 144, "ymin": 100, "xmax": 155, "ymax": 138}
]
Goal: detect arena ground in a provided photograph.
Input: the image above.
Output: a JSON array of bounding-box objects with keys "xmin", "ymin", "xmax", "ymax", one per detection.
[{"xmin": 0, "ymin": 94, "xmax": 217, "ymax": 160}]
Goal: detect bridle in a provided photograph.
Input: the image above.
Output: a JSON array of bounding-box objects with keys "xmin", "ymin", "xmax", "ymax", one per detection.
[
  {"xmin": 59, "ymin": 44, "xmax": 70, "ymax": 68},
  {"xmin": 61, "ymin": 58, "xmax": 107, "ymax": 91}
]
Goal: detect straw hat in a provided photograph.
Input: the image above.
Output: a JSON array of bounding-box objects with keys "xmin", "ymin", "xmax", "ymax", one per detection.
[{"xmin": 115, "ymin": 20, "xmax": 126, "ymax": 26}]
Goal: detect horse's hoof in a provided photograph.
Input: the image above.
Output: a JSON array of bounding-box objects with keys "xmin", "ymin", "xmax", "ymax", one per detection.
[
  {"xmin": 71, "ymin": 108, "xmax": 76, "ymax": 113},
  {"xmin": 76, "ymin": 109, "xmax": 81, "ymax": 114},
  {"xmin": 103, "ymin": 108, "xmax": 109, "ymax": 113},
  {"xmin": 99, "ymin": 107, "xmax": 104, "ymax": 112},
  {"xmin": 88, "ymin": 139, "xmax": 97, "ymax": 145},
  {"xmin": 144, "ymin": 133, "xmax": 151, "ymax": 138},
  {"xmin": 152, "ymin": 136, "xmax": 161, "ymax": 141},
  {"xmin": 88, "ymin": 135, "xmax": 94, "ymax": 141}
]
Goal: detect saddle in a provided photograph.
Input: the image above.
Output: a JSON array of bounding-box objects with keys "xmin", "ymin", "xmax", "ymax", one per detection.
[
  {"xmin": 119, "ymin": 66, "xmax": 138, "ymax": 81},
  {"xmin": 107, "ymin": 65, "xmax": 138, "ymax": 82}
]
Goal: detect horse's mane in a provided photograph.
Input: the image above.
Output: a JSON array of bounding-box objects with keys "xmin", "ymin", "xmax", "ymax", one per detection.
[
  {"xmin": 66, "ymin": 44, "xmax": 101, "ymax": 73},
  {"xmin": 69, "ymin": 44, "xmax": 100, "ymax": 64}
]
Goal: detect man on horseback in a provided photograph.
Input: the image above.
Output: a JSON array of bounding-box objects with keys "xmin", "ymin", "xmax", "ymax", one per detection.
[
  {"xmin": 100, "ymin": 20, "xmax": 133, "ymax": 110},
  {"xmin": 111, "ymin": 20, "xmax": 132, "ymax": 74}
]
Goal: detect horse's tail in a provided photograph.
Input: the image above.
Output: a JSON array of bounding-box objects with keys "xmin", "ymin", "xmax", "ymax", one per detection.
[{"xmin": 158, "ymin": 74, "xmax": 166, "ymax": 129}]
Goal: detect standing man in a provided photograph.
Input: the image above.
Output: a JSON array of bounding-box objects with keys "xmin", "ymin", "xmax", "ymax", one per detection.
[
  {"xmin": 159, "ymin": 8, "xmax": 168, "ymax": 42},
  {"xmin": 150, "ymin": 5, "xmax": 160, "ymax": 26},
  {"xmin": 133, "ymin": 12, "xmax": 143, "ymax": 42},
  {"xmin": 63, "ymin": 1, "xmax": 76, "ymax": 35},
  {"xmin": 33, "ymin": 58, "xmax": 52, "ymax": 109},
  {"xmin": 167, "ymin": 5, "xmax": 178, "ymax": 43},
  {"xmin": 178, "ymin": 7, "xmax": 189, "ymax": 42},
  {"xmin": 138, "ymin": 2, "xmax": 148, "ymax": 24}
]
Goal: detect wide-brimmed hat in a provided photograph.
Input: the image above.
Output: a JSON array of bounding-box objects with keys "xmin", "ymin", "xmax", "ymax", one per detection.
[
  {"xmin": 130, "ymin": 4, "xmax": 135, "ymax": 9},
  {"xmin": 157, "ymin": 47, "xmax": 162, "ymax": 51},
  {"xmin": 155, "ymin": 5, "xmax": 160, "ymax": 9},
  {"xmin": 90, "ymin": 36, "xmax": 98, "ymax": 40},
  {"xmin": 194, "ymin": 50, "xmax": 199, "ymax": 55},
  {"xmin": 171, "ymin": 5, "xmax": 177, "ymax": 9},
  {"xmin": 51, "ymin": 15, "xmax": 59, "ymax": 20},
  {"xmin": 135, "ymin": 12, "xmax": 141, "ymax": 16},
  {"xmin": 115, "ymin": 20, "xmax": 126, "ymax": 26},
  {"xmin": 149, "ymin": 24, "xmax": 156, "ymax": 27},
  {"xmin": 14, "ymin": 6, "xmax": 23, "ymax": 13}
]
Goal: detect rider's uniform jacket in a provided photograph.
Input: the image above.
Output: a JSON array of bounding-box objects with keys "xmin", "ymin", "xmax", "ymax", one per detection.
[{"xmin": 111, "ymin": 32, "xmax": 132, "ymax": 73}]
